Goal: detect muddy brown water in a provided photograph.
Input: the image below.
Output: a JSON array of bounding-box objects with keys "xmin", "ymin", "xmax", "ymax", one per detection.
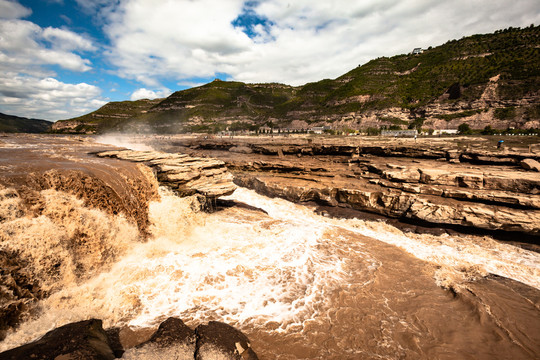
[{"xmin": 0, "ymin": 135, "xmax": 538, "ymax": 359}]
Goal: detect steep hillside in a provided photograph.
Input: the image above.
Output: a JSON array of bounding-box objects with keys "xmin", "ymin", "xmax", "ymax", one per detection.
[
  {"xmin": 53, "ymin": 25, "xmax": 540, "ymax": 134},
  {"xmin": 290, "ymin": 25, "xmax": 539, "ymax": 130},
  {"xmin": 0, "ymin": 113, "xmax": 52, "ymax": 133},
  {"xmin": 52, "ymin": 99, "xmax": 162, "ymax": 134},
  {"xmin": 133, "ymin": 81, "xmax": 296, "ymax": 133}
]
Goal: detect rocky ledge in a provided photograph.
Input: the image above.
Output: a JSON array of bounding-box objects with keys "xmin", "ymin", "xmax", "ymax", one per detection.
[
  {"xmin": 0, "ymin": 317, "xmax": 258, "ymax": 360},
  {"xmin": 157, "ymin": 136, "xmax": 540, "ymax": 240},
  {"xmin": 96, "ymin": 150, "xmax": 236, "ymax": 201}
]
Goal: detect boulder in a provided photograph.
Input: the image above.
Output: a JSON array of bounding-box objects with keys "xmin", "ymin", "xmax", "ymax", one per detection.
[
  {"xmin": 0, "ymin": 317, "xmax": 261, "ymax": 360},
  {"xmin": 520, "ymin": 158, "xmax": 540, "ymax": 172},
  {"xmin": 0, "ymin": 319, "xmax": 115, "ymax": 360},
  {"xmin": 195, "ymin": 321, "xmax": 258, "ymax": 360},
  {"xmin": 122, "ymin": 317, "xmax": 196, "ymax": 360}
]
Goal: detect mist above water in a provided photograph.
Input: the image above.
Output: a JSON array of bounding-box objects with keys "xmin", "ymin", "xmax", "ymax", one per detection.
[{"xmin": 94, "ymin": 134, "xmax": 157, "ymax": 151}]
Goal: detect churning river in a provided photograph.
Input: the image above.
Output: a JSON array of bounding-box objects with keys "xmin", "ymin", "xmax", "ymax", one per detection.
[
  {"xmin": 0, "ymin": 135, "xmax": 539, "ymax": 359},
  {"xmin": 1, "ymin": 182, "xmax": 539, "ymax": 359}
]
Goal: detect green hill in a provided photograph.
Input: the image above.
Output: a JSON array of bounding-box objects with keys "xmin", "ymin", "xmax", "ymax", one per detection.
[
  {"xmin": 51, "ymin": 99, "xmax": 162, "ymax": 133},
  {"xmin": 54, "ymin": 25, "xmax": 540, "ymax": 134},
  {"xmin": 0, "ymin": 113, "xmax": 53, "ymax": 133}
]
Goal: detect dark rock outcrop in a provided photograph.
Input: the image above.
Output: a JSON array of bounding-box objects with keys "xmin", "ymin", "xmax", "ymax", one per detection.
[
  {"xmin": 122, "ymin": 317, "xmax": 196, "ymax": 359},
  {"xmin": 195, "ymin": 321, "xmax": 258, "ymax": 360},
  {"xmin": 0, "ymin": 318, "xmax": 259, "ymax": 360},
  {"xmin": 0, "ymin": 319, "xmax": 116, "ymax": 360}
]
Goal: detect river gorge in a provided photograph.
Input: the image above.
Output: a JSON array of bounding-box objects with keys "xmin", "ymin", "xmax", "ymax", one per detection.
[{"xmin": 0, "ymin": 134, "xmax": 539, "ymax": 359}]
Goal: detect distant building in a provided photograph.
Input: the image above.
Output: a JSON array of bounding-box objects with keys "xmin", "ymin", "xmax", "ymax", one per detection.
[
  {"xmin": 309, "ymin": 126, "xmax": 331, "ymax": 134},
  {"xmin": 411, "ymin": 48, "xmax": 423, "ymax": 55},
  {"xmin": 259, "ymin": 125, "xmax": 271, "ymax": 133},
  {"xmin": 381, "ymin": 129, "xmax": 418, "ymax": 137},
  {"xmin": 433, "ymin": 129, "xmax": 459, "ymax": 135}
]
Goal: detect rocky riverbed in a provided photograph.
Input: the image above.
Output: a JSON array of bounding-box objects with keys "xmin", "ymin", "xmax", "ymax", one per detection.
[
  {"xmin": 147, "ymin": 134, "xmax": 540, "ymax": 243},
  {"xmin": 1, "ymin": 134, "xmax": 539, "ymax": 359}
]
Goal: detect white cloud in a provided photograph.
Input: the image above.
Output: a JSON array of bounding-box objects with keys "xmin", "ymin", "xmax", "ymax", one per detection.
[
  {"xmin": 0, "ymin": 75, "xmax": 106, "ymax": 120},
  {"xmin": 103, "ymin": 0, "xmax": 250, "ymax": 85},
  {"xmin": 0, "ymin": 19, "xmax": 95, "ymax": 72},
  {"xmin": 102, "ymin": 0, "xmax": 540, "ymax": 87},
  {"xmin": 0, "ymin": 1, "xmax": 105, "ymax": 120},
  {"xmin": 130, "ymin": 88, "xmax": 171, "ymax": 101},
  {"xmin": 0, "ymin": 0, "xmax": 31, "ymax": 19},
  {"xmin": 42, "ymin": 27, "xmax": 96, "ymax": 51}
]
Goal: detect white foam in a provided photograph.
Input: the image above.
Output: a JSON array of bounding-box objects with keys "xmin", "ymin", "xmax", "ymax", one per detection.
[
  {"xmin": 228, "ymin": 188, "xmax": 540, "ymax": 290},
  {"xmin": 0, "ymin": 187, "xmax": 363, "ymax": 350},
  {"xmin": 2, "ymin": 186, "xmax": 538, "ymax": 352}
]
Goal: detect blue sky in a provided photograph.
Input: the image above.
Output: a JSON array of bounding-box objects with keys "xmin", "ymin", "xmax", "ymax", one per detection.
[{"xmin": 0, "ymin": 0, "xmax": 539, "ymax": 121}]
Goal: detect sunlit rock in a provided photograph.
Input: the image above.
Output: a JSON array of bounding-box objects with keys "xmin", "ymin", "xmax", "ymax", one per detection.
[{"xmin": 96, "ymin": 150, "xmax": 237, "ymax": 200}]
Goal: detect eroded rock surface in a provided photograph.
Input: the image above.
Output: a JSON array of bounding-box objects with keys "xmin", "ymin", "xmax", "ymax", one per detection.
[
  {"xmin": 96, "ymin": 150, "xmax": 236, "ymax": 199},
  {"xmin": 155, "ymin": 136, "xmax": 540, "ymax": 238}
]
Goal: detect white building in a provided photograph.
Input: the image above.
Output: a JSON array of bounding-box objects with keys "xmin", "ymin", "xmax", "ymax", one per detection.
[
  {"xmin": 309, "ymin": 126, "xmax": 331, "ymax": 134},
  {"xmin": 381, "ymin": 129, "xmax": 418, "ymax": 137},
  {"xmin": 433, "ymin": 129, "xmax": 459, "ymax": 135}
]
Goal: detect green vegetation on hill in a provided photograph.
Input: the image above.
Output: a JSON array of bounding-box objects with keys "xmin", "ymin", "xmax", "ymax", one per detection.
[
  {"xmin": 0, "ymin": 113, "xmax": 52, "ymax": 133},
  {"xmin": 54, "ymin": 99, "xmax": 162, "ymax": 133},
  {"xmin": 55, "ymin": 25, "xmax": 540, "ymax": 134},
  {"xmin": 295, "ymin": 25, "xmax": 539, "ymax": 113}
]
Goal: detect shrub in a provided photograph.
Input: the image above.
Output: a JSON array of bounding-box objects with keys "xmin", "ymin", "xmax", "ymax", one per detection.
[
  {"xmin": 494, "ymin": 107, "xmax": 516, "ymax": 120},
  {"xmin": 458, "ymin": 123, "xmax": 472, "ymax": 134}
]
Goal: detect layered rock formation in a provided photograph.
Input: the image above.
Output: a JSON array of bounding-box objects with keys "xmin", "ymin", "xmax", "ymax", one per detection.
[
  {"xmin": 157, "ymin": 136, "xmax": 540, "ymax": 239},
  {"xmin": 95, "ymin": 149, "xmax": 236, "ymax": 200}
]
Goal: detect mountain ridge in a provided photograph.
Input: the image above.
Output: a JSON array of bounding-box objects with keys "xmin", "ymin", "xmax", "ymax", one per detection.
[
  {"xmin": 0, "ymin": 113, "xmax": 53, "ymax": 133},
  {"xmin": 53, "ymin": 25, "xmax": 540, "ymax": 134}
]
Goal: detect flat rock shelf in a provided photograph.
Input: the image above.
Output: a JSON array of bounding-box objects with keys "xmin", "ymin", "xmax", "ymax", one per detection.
[{"xmin": 96, "ymin": 150, "xmax": 237, "ymax": 201}]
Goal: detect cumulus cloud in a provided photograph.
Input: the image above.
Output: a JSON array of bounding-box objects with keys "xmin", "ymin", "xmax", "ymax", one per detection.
[
  {"xmin": 42, "ymin": 27, "xmax": 96, "ymax": 51},
  {"xmin": 130, "ymin": 88, "xmax": 171, "ymax": 101},
  {"xmin": 0, "ymin": 1, "xmax": 105, "ymax": 120},
  {"xmin": 0, "ymin": 75, "xmax": 106, "ymax": 120},
  {"xmin": 0, "ymin": 0, "xmax": 31, "ymax": 19},
  {"xmin": 102, "ymin": 0, "xmax": 540, "ymax": 86},
  {"xmin": 0, "ymin": 19, "xmax": 94, "ymax": 71},
  {"xmin": 103, "ymin": 0, "xmax": 250, "ymax": 86}
]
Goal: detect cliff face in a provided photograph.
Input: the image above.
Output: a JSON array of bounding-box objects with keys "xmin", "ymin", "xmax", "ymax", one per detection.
[{"xmin": 54, "ymin": 26, "xmax": 540, "ymax": 134}]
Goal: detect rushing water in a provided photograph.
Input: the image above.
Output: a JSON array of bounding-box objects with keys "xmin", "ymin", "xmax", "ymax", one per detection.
[{"xmin": 1, "ymin": 182, "xmax": 539, "ymax": 359}]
